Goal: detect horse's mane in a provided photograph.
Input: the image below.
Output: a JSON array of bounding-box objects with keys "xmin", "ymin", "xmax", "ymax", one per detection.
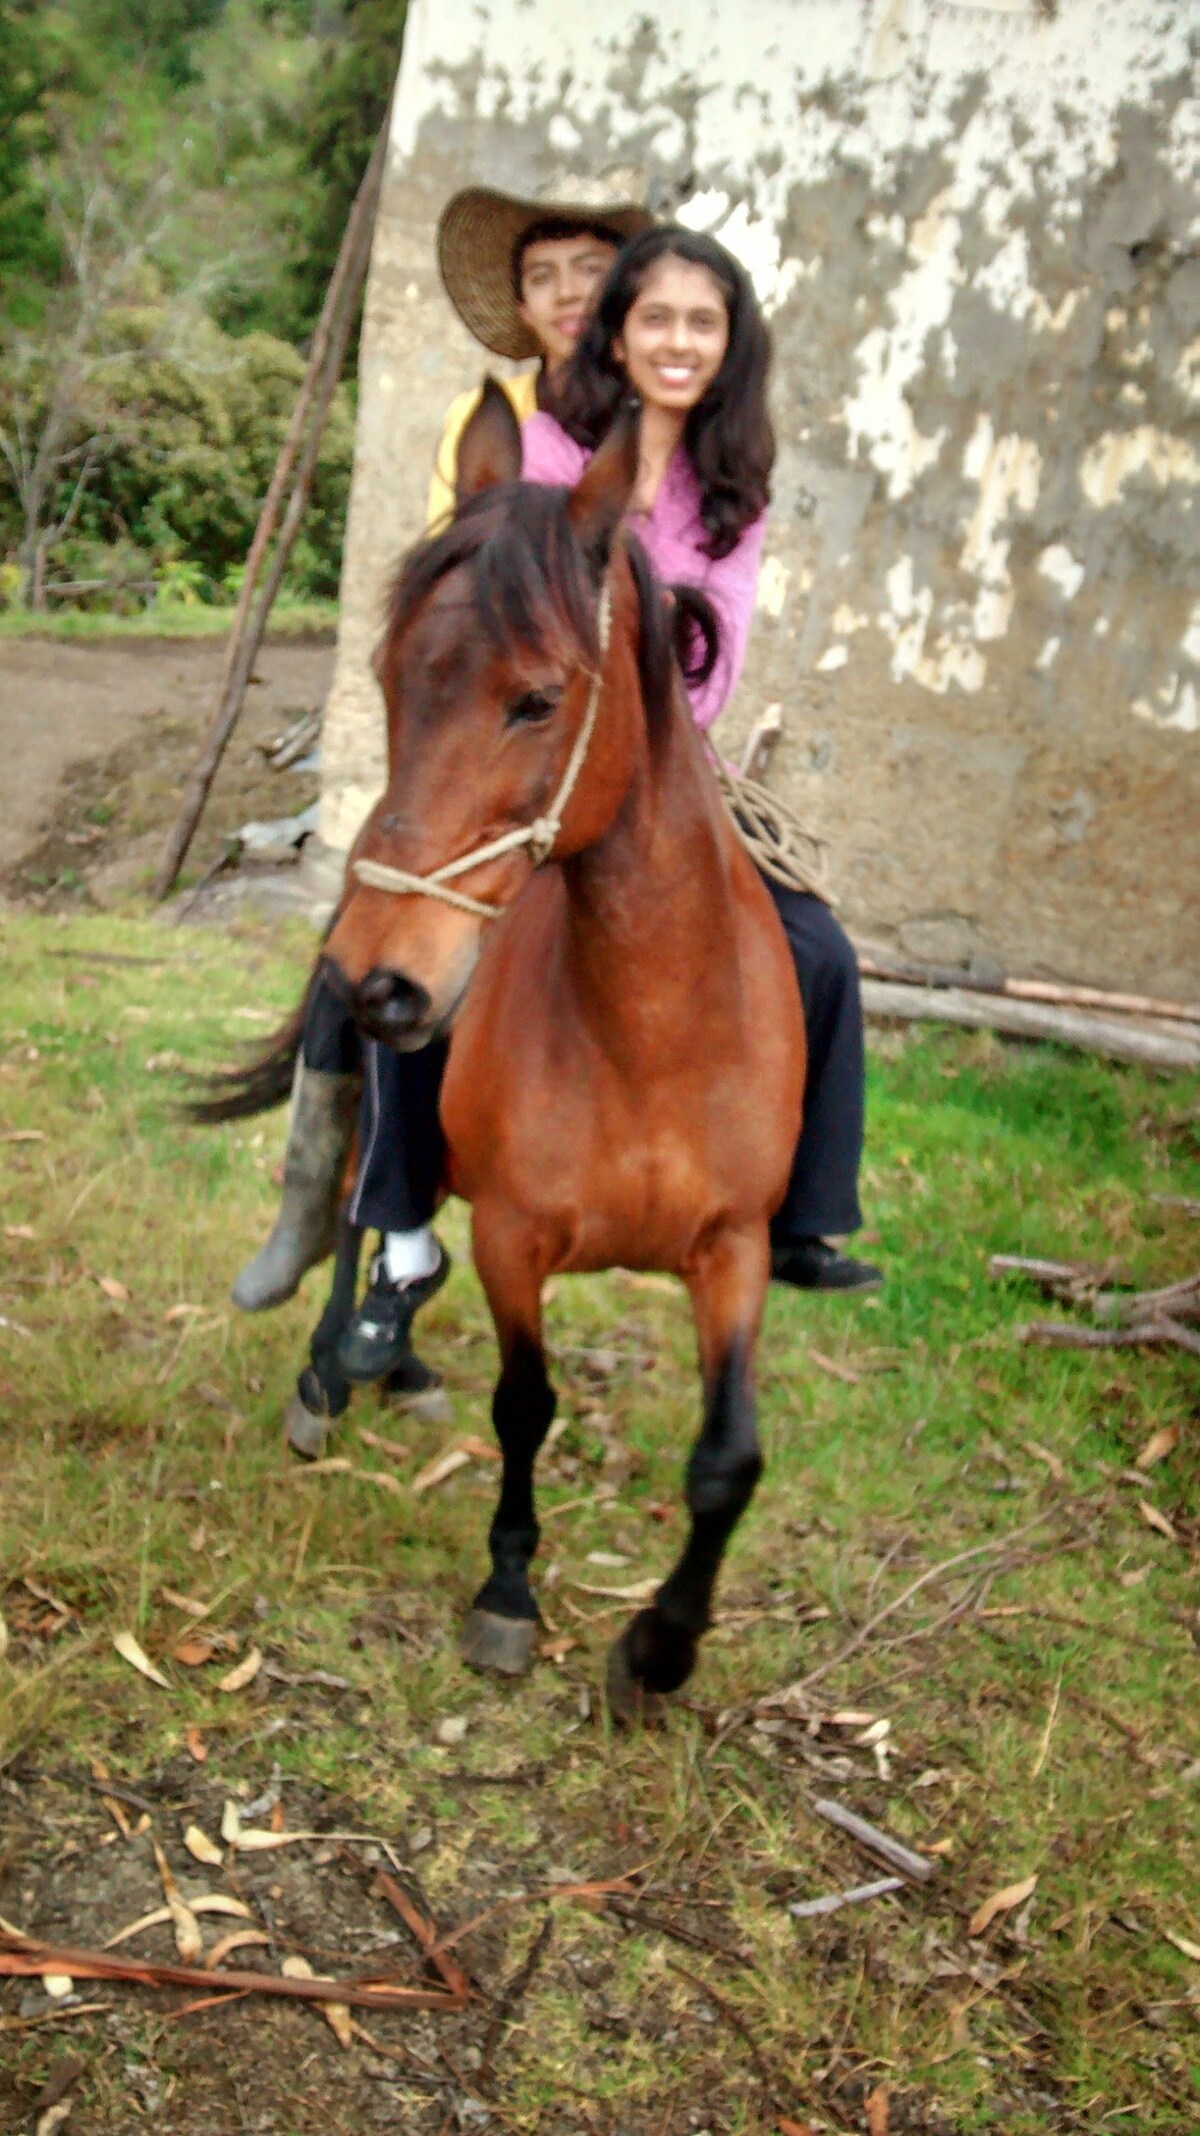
[{"xmin": 382, "ymin": 481, "xmax": 720, "ymax": 750}]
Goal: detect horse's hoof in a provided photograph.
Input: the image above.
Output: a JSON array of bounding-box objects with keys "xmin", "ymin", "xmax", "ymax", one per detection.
[
  {"xmin": 605, "ymin": 1630, "xmax": 672, "ymax": 1729},
  {"xmin": 284, "ymin": 1388, "xmax": 331, "ymax": 1462},
  {"xmin": 460, "ymin": 1610, "xmax": 538, "ymax": 1677},
  {"xmin": 388, "ymin": 1381, "xmax": 453, "ymax": 1427},
  {"xmin": 384, "ymin": 1352, "xmax": 453, "ymax": 1426}
]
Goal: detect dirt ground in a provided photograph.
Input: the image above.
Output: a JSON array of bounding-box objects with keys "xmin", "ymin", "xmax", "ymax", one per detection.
[{"xmin": 0, "ymin": 633, "xmax": 336, "ymax": 907}]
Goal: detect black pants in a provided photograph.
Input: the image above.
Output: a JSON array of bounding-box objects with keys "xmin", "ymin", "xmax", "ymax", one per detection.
[{"xmin": 304, "ymin": 881, "xmax": 865, "ymax": 1243}]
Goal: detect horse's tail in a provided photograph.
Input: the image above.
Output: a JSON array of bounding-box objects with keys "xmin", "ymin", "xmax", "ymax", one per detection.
[{"xmin": 183, "ymin": 965, "xmax": 320, "ymax": 1125}]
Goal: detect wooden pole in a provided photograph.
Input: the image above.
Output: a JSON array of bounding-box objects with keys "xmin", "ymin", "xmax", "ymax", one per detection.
[
  {"xmin": 854, "ymin": 951, "xmax": 1200, "ymax": 1027},
  {"xmin": 153, "ymin": 114, "xmax": 391, "ymax": 901}
]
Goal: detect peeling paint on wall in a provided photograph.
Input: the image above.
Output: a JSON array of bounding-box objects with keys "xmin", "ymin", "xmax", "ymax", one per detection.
[{"xmin": 321, "ymin": 0, "xmax": 1200, "ymax": 993}]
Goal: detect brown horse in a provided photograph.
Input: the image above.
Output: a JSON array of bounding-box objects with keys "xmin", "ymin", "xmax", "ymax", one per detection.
[{"xmin": 221, "ymin": 383, "xmax": 804, "ymax": 1718}]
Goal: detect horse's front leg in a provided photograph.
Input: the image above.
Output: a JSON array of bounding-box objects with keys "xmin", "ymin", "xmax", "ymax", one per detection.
[
  {"xmin": 460, "ymin": 1205, "xmax": 558, "ymax": 1678},
  {"xmin": 284, "ymin": 1214, "xmax": 364, "ymax": 1458},
  {"xmin": 607, "ymin": 1222, "xmax": 769, "ymax": 1724}
]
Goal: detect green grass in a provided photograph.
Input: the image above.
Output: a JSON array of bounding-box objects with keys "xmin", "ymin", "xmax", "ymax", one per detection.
[
  {"xmin": 0, "ymin": 599, "xmax": 338, "ymax": 640},
  {"xmin": 1, "ymin": 906, "xmax": 1198, "ymax": 2133}
]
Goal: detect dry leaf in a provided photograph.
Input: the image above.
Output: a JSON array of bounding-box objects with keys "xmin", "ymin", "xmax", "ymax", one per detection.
[
  {"xmin": 183, "ymin": 1824, "xmax": 223, "ymax": 1868},
  {"xmin": 90, "ymin": 1758, "xmax": 132, "ymax": 1841},
  {"xmin": 1138, "ymin": 1500, "xmax": 1181, "ymax": 1543},
  {"xmin": 163, "ymin": 1303, "xmax": 205, "ymax": 1322},
  {"xmin": 173, "ymin": 1636, "xmax": 217, "ymax": 1668},
  {"xmin": 809, "ymin": 1347, "xmax": 861, "ymax": 1384},
  {"xmin": 1136, "ymin": 1425, "xmax": 1180, "ymax": 1470},
  {"xmin": 1024, "ymin": 1439, "xmax": 1066, "ymax": 1483},
  {"xmin": 97, "ymin": 1275, "xmax": 129, "ymax": 1303},
  {"xmin": 153, "ymin": 1839, "xmax": 204, "ymax": 1961},
  {"xmin": 220, "ymin": 1800, "xmax": 241, "ymax": 1845},
  {"xmin": 616, "ymin": 1271, "xmax": 677, "ymax": 1294},
  {"xmin": 1164, "ymin": 1929, "xmax": 1200, "ymax": 1963},
  {"xmin": 204, "ymin": 1928, "xmax": 272, "ymax": 1969},
  {"xmin": 968, "ymin": 1872, "xmax": 1038, "ymax": 1937},
  {"xmin": 357, "ymin": 1468, "xmax": 405, "ymax": 1499},
  {"xmin": 112, "ymin": 1629, "xmax": 171, "ymax": 1690},
  {"xmin": 777, "ymin": 2121, "xmax": 818, "ymax": 2136},
  {"xmin": 865, "ymin": 2090, "xmax": 891, "ymax": 2136},
  {"xmin": 184, "ymin": 1726, "xmax": 208, "ymax": 1764},
  {"xmin": 572, "ymin": 1576, "xmax": 660, "ymax": 1602},
  {"xmin": 35, "ymin": 2104, "xmax": 74, "ymax": 2136},
  {"xmin": 457, "ymin": 1434, "xmax": 500, "ymax": 1462},
  {"xmin": 103, "ymin": 1894, "xmax": 251, "ymax": 1948},
  {"xmin": 410, "ymin": 1446, "xmax": 471, "ymax": 1494},
  {"xmin": 358, "ymin": 1428, "xmax": 411, "ymax": 1461},
  {"xmin": 41, "ymin": 1972, "xmax": 74, "ymax": 1999},
  {"xmin": 294, "ymin": 1457, "xmax": 355, "ymax": 1477},
  {"xmin": 4, "ymin": 1224, "xmax": 35, "ymax": 1240},
  {"xmin": 0, "ymin": 1611, "xmax": 7, "ymax": 1661},
  {"xmin": 540, "ymin": 1634, "xmax": 578, "ymax": 1663},
  {"xmin": 281, "ymin": 1953, "xmax": 353, "ymax": 2048},
  {"xmin": 160, "ymin": 1587, "xmax": 208, "ymax": 1615},
  {"xmin": 231, "ymin": 1827, "xmax": 313, "ymax": 1852},
  {"xmin": 216, "ymin": 1645, "xmax": 262, "ymax": 1693},
  {"xmin": 2, "ymin": 1129, "xmax": 46, "ymax": 1142}
]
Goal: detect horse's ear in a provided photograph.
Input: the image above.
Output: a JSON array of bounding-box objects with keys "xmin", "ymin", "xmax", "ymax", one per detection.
[
  {"xmin": 566, "ymin": 402, "xmax": 640, "ymax": 576},
  {"xmin": 455, "ymin": 376, "xmax": 522, "ymax": 503}
]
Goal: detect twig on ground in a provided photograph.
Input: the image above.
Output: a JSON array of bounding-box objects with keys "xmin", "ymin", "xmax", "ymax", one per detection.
[
  {"xmin": 371, "ymin": 1869, "xmax": 471, "ymax": 2000},
  {"xmin": 786, "ymin": 1500, "xmax": 1068, "ymax": 1694},
  {"xmin": 431, "ymin": 1872, "xmax": 646, "ymax": 1961},
  {"xmin": 789, "ymin": 1877, "xmax": 905, "ymax": 1920},
  {"xmin": 0, "ymin": 1929, "xmax": 467, "ymax": 2011},
  {"xmin": 667, "ymin": 1959, "xmax": 781, "ymax": 2103},
  {"xmin": 809, "ymin": 1800, "xmax": 936, "ymax": 1884},
  {"xmin": 479, "ymin": 1912, "xmax": 554, "ymax": 2081},
  {"xmin": 605, "ymin": 1895, "xmax": 751, "ymax": 1967}
]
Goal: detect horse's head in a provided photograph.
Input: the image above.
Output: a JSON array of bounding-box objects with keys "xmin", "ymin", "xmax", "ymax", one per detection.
[{"xmin": 322, "ymin": 381, "xmax": 644, "ymax": 1049}]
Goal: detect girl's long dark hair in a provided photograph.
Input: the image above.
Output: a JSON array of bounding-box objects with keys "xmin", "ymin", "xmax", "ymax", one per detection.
[{"xmin": 550, "ymin": 225, "xmax": 774, "ymax": 560}]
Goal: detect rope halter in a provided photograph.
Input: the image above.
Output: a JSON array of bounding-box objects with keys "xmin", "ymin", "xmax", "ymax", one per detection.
[{"xmin": 353, "ymin": 579, "xmax": 613, "ymax": 922}]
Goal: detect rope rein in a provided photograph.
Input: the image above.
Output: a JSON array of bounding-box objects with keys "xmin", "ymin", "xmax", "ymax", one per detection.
[{"xmin": 353, "ymin": 571, "xmax": 834, "ymax": 916}]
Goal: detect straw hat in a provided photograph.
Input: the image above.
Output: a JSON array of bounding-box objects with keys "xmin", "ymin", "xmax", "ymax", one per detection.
[{"xmin": 437, "ymin": 173, "xmax": 654, "ymax": 361}]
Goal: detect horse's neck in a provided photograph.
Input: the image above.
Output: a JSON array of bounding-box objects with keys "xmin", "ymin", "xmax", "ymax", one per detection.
[{"xmin": 561, "ymin": 686, "xmax": 741, "ymax": 1033}]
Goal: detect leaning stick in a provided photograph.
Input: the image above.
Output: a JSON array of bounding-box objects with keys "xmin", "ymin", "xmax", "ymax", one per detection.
[
  {"xmin": 859, "ymin": 979, "xmax": 1200, "ymax": 1071},
  {"xmin": 0, "ymin": 1930, "xmax": 466, "ymax": 2012},
  {"xmin": 153, "ymin": 110, "xmax": 391, "ymax": 900}
]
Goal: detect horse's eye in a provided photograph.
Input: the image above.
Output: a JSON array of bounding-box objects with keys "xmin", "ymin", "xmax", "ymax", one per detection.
[{"xmin": 505, "ymin": 689, "xmax": 559, "ymax": 728}]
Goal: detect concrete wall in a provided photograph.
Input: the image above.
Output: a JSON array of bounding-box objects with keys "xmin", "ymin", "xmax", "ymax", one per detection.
[{"xmin": 320, "ymin": 0, "xmax": 1199, "ymax": 994}]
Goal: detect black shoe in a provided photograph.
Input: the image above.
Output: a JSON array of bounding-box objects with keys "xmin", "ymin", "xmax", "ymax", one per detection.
[
  {"xmin": 771, "ymin": 1237, "xmax": 883, "ymax": 1293},
  {"xmin": 337, "ymin": 1243, "xmax": 451, "ymax": 1383}
]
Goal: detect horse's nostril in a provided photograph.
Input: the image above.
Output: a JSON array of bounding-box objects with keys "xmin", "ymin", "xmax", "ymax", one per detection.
[{"xmin": 355, "ymin": 967, "xmax": 433, "ymax": 1033}]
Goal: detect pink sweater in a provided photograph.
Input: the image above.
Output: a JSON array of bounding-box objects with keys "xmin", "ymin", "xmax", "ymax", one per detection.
[{"xmin": 521, "ymin": 411, "xmax": 766, "ymax": 731}]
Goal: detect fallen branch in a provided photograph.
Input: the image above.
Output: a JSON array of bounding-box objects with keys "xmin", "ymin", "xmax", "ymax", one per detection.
[
  {"xmin": 809, "ymin": 1801, "xmax": 935, "ymax": 1884},
  {"xmin": 855, "ymin": 952, "xmax": 1200, "ymax": 1027},
  {"xmin": 860, "ymin": 978, "xmax": 1200, "ymax": 1070},
  {"xmin": 0, "ymin": 1930, "xmax": 467, "ymax": 2012},
  {"xmin": 1019, "ymin": 1316, "xmax": 1200, "ymax": 1359}
]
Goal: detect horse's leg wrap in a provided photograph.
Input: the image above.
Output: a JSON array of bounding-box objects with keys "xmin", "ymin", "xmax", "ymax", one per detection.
[
  {"xmin": 608, "ymin": 1228, "xmax": 767, "ymax": 1722},
  {"xmin": 462, "ymin": 1330, "xmax": 556, "ymax": 1674},
  {"xmin": 233, "ymin": 1063, "xmax": 359, "ymax": 1312}
]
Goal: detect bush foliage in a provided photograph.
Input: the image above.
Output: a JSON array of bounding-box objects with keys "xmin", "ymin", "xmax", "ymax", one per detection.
[{"xmin": 0, "ymin": 0, "xmax": 405, "ymax": 612}]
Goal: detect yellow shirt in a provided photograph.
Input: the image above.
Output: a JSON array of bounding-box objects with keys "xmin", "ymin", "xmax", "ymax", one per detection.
[{"xmin": 426, "ymin": 369, "xmax": 541, "ymax": 526}]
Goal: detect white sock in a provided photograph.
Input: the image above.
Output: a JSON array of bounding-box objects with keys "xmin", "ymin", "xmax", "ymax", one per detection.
[{"xmin": 382, "ymin": 1225, "xmax": 439, "ymax": 1284}]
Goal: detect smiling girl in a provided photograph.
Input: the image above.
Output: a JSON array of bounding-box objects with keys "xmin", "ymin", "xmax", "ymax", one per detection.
[{"xmin": 520, "ymin": 226, "xmax": 879, "ymax": 1297}]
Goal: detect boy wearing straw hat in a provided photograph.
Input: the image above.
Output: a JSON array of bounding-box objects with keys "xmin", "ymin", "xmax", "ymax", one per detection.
[{"xmin": 233, "ymin": 178, "xmax": 651, "ymax": 1320}]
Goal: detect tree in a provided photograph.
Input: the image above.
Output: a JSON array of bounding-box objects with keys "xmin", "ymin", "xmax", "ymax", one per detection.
[
  {"xmin": 0, "ymin": 4, "xmax": 66, "ymax": 320},
  {"xmin": 276, "ymin": 0, "xmax": 406, "ymax": 343}
]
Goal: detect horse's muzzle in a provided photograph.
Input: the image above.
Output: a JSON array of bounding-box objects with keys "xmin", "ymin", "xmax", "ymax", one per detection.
[{"xmin": 344, "ymin": 963, "xmax": 435, "ymax": 1050}]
